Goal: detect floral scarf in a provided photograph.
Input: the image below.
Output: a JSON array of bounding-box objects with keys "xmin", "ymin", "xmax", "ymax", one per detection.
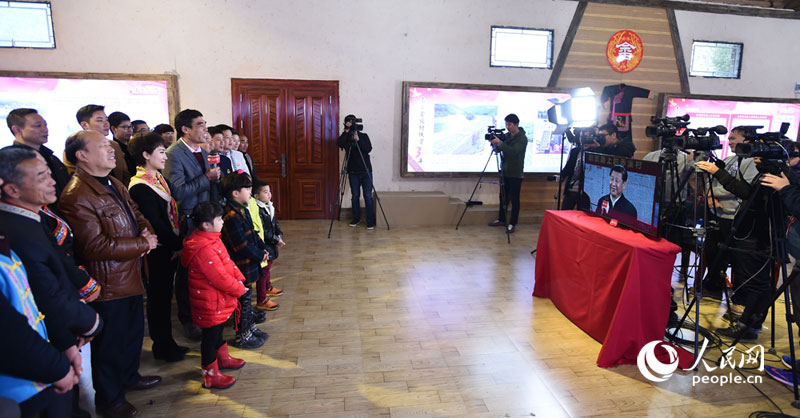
[{"xmin": 129, "ymin": 167, "xmax": 179, "ymax": 235}]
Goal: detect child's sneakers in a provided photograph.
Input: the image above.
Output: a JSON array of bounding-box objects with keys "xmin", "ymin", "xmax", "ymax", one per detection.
[
  {"xmin": 250, "ymin": 324, "xmax": 269, "ymax": 342},
  {"xmin": 254, "ymin": 309, "xmax": 267, "ymax": 324},
  {"xmin": 256, "ymin": 299, "xmax": 279, "ymax": 311},
  {"xmin": 232, "ymin": 329, "xmax": 264, "ymax": 349},
  {"xmin": 265, "ymin": 287, "xmax": 283, "ymax": 297}
]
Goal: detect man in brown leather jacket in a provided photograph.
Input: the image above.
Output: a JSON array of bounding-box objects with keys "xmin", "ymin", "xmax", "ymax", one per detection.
[{"xmin": 58, "ymin": 130, "xmax": 160, "ymax": 418}]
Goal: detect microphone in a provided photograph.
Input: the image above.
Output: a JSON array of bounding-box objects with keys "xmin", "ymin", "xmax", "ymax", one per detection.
[
  {"xmin": 208, "ymin": 151, "xmax": 220, "ymax": 169},
  {"xmin": 676, "ymin": 114, "xmax": 690, "ymax": 122},
  {"xmin": 207, "ymin": 151, "xmax": 220, "ymax": 182}
]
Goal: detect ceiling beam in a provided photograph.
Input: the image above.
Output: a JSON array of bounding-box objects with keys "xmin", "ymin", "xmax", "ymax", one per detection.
[{"xmin": 573, "ymin": 0, "xmax": 800, "ymax": 19}]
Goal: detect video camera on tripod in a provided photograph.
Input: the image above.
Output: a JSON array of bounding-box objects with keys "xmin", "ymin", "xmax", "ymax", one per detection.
[
  {"xmin": 646, "ymin": 114, "xmax": 726, "ymax": 152},
  {"xmin": 735, "ymin": 123, "xmax": 793, "ymax": 160},
  {"xmin": 564, "ymin": 126, "xmax": 605, "ymax": 147},
  {"xmin": 346, "ymin": 116, "xmax": 364, "ymax": 133},
  {"xmin": 484, "ymin": 125, "xmax": 506, "ymax": 142}
]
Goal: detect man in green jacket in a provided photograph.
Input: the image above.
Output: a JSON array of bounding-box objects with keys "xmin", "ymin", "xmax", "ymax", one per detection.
[{"xmin": 489, "ymin": 113, "xmax": 527, "ymax": 233}]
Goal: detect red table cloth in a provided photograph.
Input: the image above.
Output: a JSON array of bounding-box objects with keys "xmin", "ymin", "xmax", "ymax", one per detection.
[{"xmin": 533, "ymin": 210, "xmax": 680, "ymax": 367}]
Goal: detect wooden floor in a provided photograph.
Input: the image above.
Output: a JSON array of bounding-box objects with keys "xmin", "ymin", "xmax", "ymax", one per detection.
[{"xmin": 121, "ymin": 220, "xmax": 800, "ymax": 417}]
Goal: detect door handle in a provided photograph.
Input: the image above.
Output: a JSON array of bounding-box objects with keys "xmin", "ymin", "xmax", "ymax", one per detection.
[{"xmin": 281, "ymin": 154, "xmax": 286, "ymax": 178}]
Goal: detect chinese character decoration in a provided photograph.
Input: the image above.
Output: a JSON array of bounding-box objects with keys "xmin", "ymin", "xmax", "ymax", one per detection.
[{"xmin": 606, "ymin": 30, "xmax": 644, "ymax": 73}]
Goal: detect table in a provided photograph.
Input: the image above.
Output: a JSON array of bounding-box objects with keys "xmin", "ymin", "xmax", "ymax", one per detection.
[{"xmin": 533, "ymin": 210, "xmax": 680, "ymax": 367}]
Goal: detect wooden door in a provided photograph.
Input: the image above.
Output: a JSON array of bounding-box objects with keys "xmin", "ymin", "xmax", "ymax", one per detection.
[{"xmin": 232, "ymin": 79, "xmax": 339, "ymax": 219}]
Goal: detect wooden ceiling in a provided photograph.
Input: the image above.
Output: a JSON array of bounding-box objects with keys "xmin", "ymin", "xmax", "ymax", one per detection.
[
  {"xmin": 711, "ymin": 0, "xmax": 800, "ymax": 11},
  {"xmin": 581, "ymin": 0, "xmax": 800, "ymax": 19}
]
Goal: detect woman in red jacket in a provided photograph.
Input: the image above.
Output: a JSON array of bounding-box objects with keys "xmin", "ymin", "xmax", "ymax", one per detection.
[{"xmin": 181, "ymin": 201, "xmax": 248, "ymax": 389}]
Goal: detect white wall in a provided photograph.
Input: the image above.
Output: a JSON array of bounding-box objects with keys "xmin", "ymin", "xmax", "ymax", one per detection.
[
  {"xmin": 4, "ymin": 1, "xmax": 799, "ymax": 205},
  {"xmin": 0, "ymin": 0, "xmax": 577, "ymax": 204},
  {"xmin": 675, "ymin": 10, "xmax": 800, "ymax": 98}
]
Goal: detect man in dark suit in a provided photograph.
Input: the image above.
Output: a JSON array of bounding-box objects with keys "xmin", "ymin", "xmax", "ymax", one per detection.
[
  {"xmin": 5, "ymin": 108, "xmax": 72, "ymax": 207},
  {"xmin": 596, "ymin": 164, "xmax": 637, "ymax": 219},
  {"xmin": 163, "ymin": 109, "xmax": 220, "ymax": 340}
]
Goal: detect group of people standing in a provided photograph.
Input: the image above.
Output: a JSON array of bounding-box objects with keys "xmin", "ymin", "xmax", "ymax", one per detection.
[{"xmin": 0, "ymin": 105, "xmax": 284, "ymax": 418}]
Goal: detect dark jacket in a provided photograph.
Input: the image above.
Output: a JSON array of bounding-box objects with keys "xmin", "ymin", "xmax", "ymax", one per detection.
[
  {"xmin": 243, "ymin": 153, "xmax": 257, "ymax": 181},
  {"xmin": 58, "ymin": 168, "xmax": 154, "ymax": 302},
  {"xmin": 258, "ymin": 204, "xmax": 283, "ymax": 260},
  {"xmin": 221, "ymin": 201, "xmax": 268, "ymax": 284},
  {"xmin": 596, "ymin": 194, "xmax": 638, "ymax": 220},
  {"xmin": 128, "ymin": 182, "xmax": 182, "ymax": 253},
  {"xmin": 109, "ymin": 140, "xmax": 132, "ymax": 187},
  {"xmin": 593, "ymin": 140, "xmax": 636, "ymax": 158},
  {"xmin": 337, "ymin": 131, "xmax": 373, "ymax": 173},
  {"xmin": 496, "ymin": 127, "xmax": 527, "ymax": 178},
  {"xmin": 163, "ymin": 140, "xmax": 212, "ymax": 217},
  {"xmin": 712, "ymin": 165, "xmax": 770, "ymax": 245},
  {"xmin": 39, "ymin": 208, "xmax": 100, "ymax": 302},
  {"xmin": 219, "ymin": 155, "xmax": 234, "ymax": 177},
  {"xmin": 0, "ymin": 205, "xmax": 102, "ymax": 351},
  {"xmin": 8, "ymin": 143, "xmax": 72, "ymax": 206}
]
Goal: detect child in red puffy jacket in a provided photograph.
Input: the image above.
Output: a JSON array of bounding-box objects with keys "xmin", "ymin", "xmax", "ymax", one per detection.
[{"xmin": 181, "ymin": 201, "xmax": 248, "ymax": 389}]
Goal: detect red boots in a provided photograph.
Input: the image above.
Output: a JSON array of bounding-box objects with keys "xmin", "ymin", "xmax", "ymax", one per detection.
[
  {"xmin": 201, "ymin": 360, "xmax": 235, "ymax": 389},
  {"xmin": 216, "ymin": 342, "xmax": 246, "ymax": 370},
  {"xmin": 201, "ymin": 343, "xmax": 246, "ymax": 389}
]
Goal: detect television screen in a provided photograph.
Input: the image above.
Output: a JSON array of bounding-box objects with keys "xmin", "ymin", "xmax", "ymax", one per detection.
[
  {"xmin": 662, "ymin": 94, "xmax": 800, "ymax": 159},
  {"xmin": 582, "ymin": 152, "xmax": 663, "ymax": 238},
  {"xmin": 0, "ymin": 76, "xmax": 172, "ymax": 158},
  {"xmin": 403, "ymin": 82, "xmax": 571, "ymax": 176}
]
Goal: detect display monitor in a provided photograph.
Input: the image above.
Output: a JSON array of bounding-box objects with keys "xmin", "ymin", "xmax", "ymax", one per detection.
[
  {"xmin": 0, "ymin": 74, "xmax": 174, "ymax": 158},
  {"xmin": 582, "ymin": 152, "xmax": 663, "ymax": 238},
  {"xmin": 662, "ymin": 94, "xmax": 800, "ymax": 159},
  {"xmin": 402, "ymin": 81, "xmax": 571, "ymax": 176}
]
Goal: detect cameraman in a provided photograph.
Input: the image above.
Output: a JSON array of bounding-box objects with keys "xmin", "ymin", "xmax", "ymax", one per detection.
[
  {"xmin": 336, "ymin": 114, "xmax": 375, "ymax": 229},
  {"xmin": 488, "ymin": 114, "xmax": 526, "ymax": 233},
  {"xmin": 560, "ymin": 123, "xmax": 633, "ymax": 210},
  {"xmin": 698, "ymin": 127, "xmax": 758, "ymax": 301},
  {"xmin": 584, "ymin": 123, "xmax": 635, "ymax": 158},
  {"xmin": 696, "ymin": 131, "xmax": 772, "ymax": 341}
]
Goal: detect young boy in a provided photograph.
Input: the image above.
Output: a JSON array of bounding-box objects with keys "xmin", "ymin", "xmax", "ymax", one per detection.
[
  {"xmin": 219, "ymin": 173, "xmax": 270, "ymax": 349},
  {"xmin": 248, "ymin": 180, "xmax": 285, "ymax": 311},
  {"xmin": 208, "ymin": 126, "xmax": 233, "ymax": 177}
]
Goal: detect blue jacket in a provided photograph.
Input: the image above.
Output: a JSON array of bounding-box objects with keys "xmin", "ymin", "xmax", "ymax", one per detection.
[{"xmin": 0, "ymin": 250, "xmax": 70, "ymax": 403}]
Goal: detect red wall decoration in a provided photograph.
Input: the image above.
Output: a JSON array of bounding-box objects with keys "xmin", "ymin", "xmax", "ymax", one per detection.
[{"xmin": 606, "ymin": 30, "xmax": 644, "ymax": 73}]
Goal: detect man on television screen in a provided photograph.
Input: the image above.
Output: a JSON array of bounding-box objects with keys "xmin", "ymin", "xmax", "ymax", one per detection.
[{"xmin": 596, "ymin": 164, "xmax": 637, "ymax": 219}]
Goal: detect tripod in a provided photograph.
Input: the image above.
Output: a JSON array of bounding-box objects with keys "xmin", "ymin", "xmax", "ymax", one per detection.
[
  {"xmin": 667, "ymin": 155, "xmax": 722, "ymax": 359},
  {"xmin": 327, "ymin": 133, "xmax": 390, "ymax": 239},
  {"xmin": 456, "ymin": 145, "xmax": 511, "ymax": 244},
  {"xmin": 711, "ymin": 176, "xmax": 800, "ymax": 407}
]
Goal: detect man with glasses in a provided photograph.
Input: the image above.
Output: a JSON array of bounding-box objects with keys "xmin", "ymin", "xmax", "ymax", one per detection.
[
  {"xmin": 584, "ymin": 123, "xmax": 635, "ymax": 158},
  {"xmin": 163, "ymin": 109, "xmax": 220, "ymax": 340},
  {"xmin": 109, "ymin": 111, "xmax": 136, "ymax": 185}
]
